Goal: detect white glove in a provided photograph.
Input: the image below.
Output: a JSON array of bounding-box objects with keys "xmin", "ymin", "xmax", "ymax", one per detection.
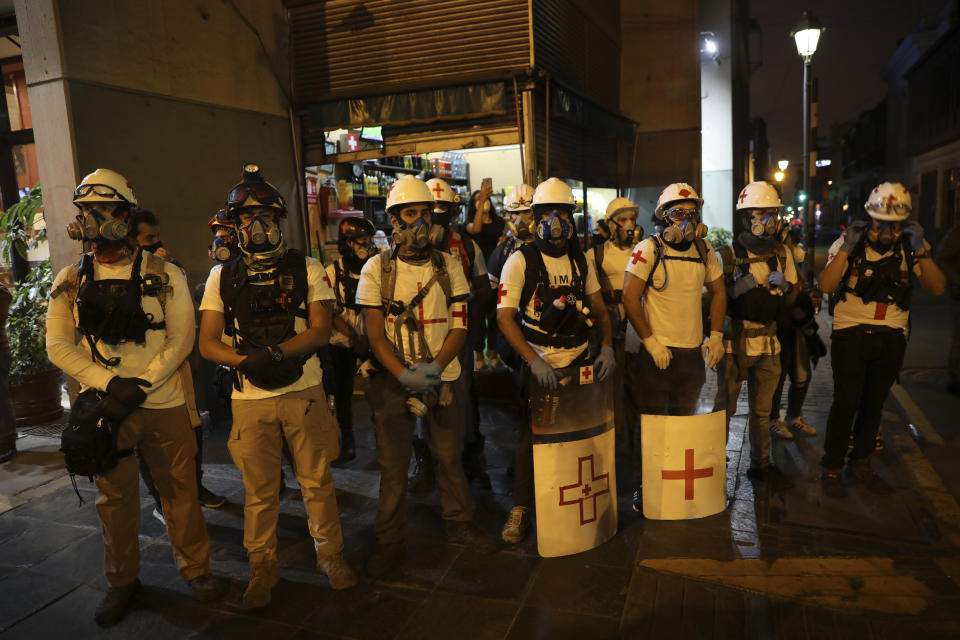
[
  {"xmin": 642, "ymin": 335, "xmax": 672, "ymax": 370},
  {"xmin": 701, "ymin": 330, "xmax": 724, "ymax": 368}
]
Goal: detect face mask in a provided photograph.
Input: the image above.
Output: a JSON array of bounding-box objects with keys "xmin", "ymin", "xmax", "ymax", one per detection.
[
  {"xmin": 210, "ymin": 237, "xmax": 239, "ymax": 263},
  {"xmin": 238, "ymin": 215, "xmax": 283, "ymax": 253},
  {"xmin": 82, "ymin": 210, "xmax": 128, "ymax": 241},
  {"xmin": 353, "ymin": 242, "xmax": 374, "ymax": 260},
  {"xmin": 750, "ymin": 212, "xmax": 779, "ymax": 238},
  {"xmin": 868, "ymin": 221, "xmax": 900, "ymax": 248},
  {"xmin": 393, "ymin": 216, "xmax": 430, "ymax": 252},
  {"xmin": 611, "ymin": 219, "xmax": 642, "ymax": 248},
  {"xmin": 507, "ymin": 212, "xmax": 535, "ymax": 240},
  {"xmin": 537, "ymin": 213, "xmax": 572, "ymax": 247},
  {"xmin": 142, "ymin": 240, "xmax": 163, "ymax": 254},
  {"xmin": 662, "ymin": 218, "xmax": 707, "ymax": 245}
]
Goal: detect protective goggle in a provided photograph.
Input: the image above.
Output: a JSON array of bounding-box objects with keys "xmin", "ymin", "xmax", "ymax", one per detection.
[
  {"xmin": 663, "ymin": 206, "xmax": 700, "ymax": 221},
  {"xmin": 865, "ymin": 203, "xmax": 911, "ymax": 217},
  {"xmin": 73, "ymin": 183, "xmax": 130, "ymax": 202}
]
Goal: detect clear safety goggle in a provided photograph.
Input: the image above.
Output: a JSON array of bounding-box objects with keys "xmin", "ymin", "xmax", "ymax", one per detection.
[
  {"xmin": 664, "ymin": 206, "xmax": 700, "ymax": 221},
  {"xmin": 865, "ymin": 203, "xmax": 911, "ymax": 217},
  {"xmin": 73, "ymin": 183, "xmax": 129, "ymax": 201},
  {"xmin": 227, "ymin": 184, "xmax": 285, "ymax": 210}
]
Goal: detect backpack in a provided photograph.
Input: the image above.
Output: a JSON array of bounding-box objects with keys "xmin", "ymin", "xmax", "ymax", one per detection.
[{"xmin": 828, "ymin": 235, "xmax": 915, "ymax": 314}]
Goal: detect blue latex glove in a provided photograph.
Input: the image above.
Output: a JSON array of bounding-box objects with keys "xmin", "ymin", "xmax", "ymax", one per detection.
[
  {"xmin": 397, "ymin": 361, "xmax": 442, "ymax": 394},
  {"xmin": 901, "ymin": 221, "xmax": 925, "ymax": 252},
  {"xmin": 593, "ymin": 345, "xmax": 616, "ymax": 382},
  {"xmin": 840, "ymin": 220, "xmax": 869, "ymax": 253},
  {"xmin": 529, "ymin": 357, "xmax": 559, "ymax": 391},
  {"xmin": 768, "ymin": 271, "xmax": 789, "ymax": 292},
  {"xmin": 731, "ymin": 273, "xmax": 757, "ymax": 299}
]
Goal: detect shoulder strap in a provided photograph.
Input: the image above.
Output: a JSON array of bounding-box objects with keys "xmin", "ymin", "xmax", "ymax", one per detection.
[
  {"xmin": 732, "ymin": 241, "xmax": 751, "ymax": 277},
  {"xmin": 650, "ymin": 235, "xmax": 666, "ymax": 277},
  {"xmin": 519, "ymin": 243, "xmax": 547, "ymax": 311},
  {"xmin": 692, "ymin": 237, "xmax": 709, "ymax": 265},
  {"xmin": 380, "ymin": 252, "xmax": 398, "ymax": 311},
  {"xmin": 717, "ymin": 245, "xmax": 736, "ymax": 280},
  {"xmin": 594, "ymin": 243, "xmax": 612, "ymax": 293},
  {"xmin": 431, "ymin": 249, "xmax": 453, "ymax": 302},
  {"xmin": 463, "ymin": 237, "xmax": 476, "ymax": 271},
  {"xmin": 570, "ymin": 245, "xmax": 589, "ymax": 295},
  {"xmin": 332, "ymin": 260, "xmax": 345, "ymax": 307},
  {"xmin": 49, "ymin": 256, "xmax": 87, "ymax": 302},
  {"xmin": 144, "ymin": 251, "xmax": 169, "ymax": 309}
]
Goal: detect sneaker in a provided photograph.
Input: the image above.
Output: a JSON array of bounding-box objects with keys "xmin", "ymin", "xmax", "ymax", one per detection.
[
  {"xmin": 821, "ymin": 470, "xmax": 846, "ymax": 498},
  {"xmin": 875, "ymin": 433, "xmax": 885, "ymax": 452},
  {"xmin": 787, "ymin": 415, "xmax": 816, "ymax": 436},
  {"xmin": 445, "ymin": 521, "xmax": 499, "ymax": 554},
  {"xmin": 189, "ymin": 573, "xmax": 224, "ymax": 603},
  {"xmin": 485, "ymin": 349, "xmax": 503, "ymax": 370},
  {"xmin": 317, "ymin": 552, "xmax": 359, "ymax": 590},
  {"xmin": 242, "ymin": 560, "xmax": 279, "ymax": 609},
  {"xmin": 198, "ymin": 487, "xmax": 227, "ymax": 509},
  {"xmin": 846, "ymin": 462, "xmax": 893, "ymax": 495},
  {"xmin": 847, "ymin": 434, "xmax": 855, "ymax": 450},
  {"xmin": 366, "ymin": 541, "xmax": 406, "ymax": 578},
  {"xmin": 95, "ymin": 579, "xmax": 140, "ymax": 627},
  {"xmin": 474, "ymin": 352, "xmax": 487, "ymax": 372},
  {"xmin": 770, "ymin": 419, "xmax": 793, "ymax": 439},
  {"xmin": 501, "ymin": 506, "xmax": 530, "ymax": 543},
  {"xmin": 632, "ymin": 490, "xmax": 643, "ymax": 515},
  {"xmin": 152, "ymin": 506, "xmax": 166, "ymax": 526}
]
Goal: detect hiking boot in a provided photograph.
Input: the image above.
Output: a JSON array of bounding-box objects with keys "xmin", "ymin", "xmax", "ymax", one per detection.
[
  {"xmin": 846, "ymin": 462, "xmax": 893, "ymax": 495},
  {"xmin": 366, "ymin": 541, "xmax": 406, "ymax": 578},
  {"xmin": 242, "ymin": 560, "xmax": 279, "ymax": 609},
  {"xmin": 152, "ymin": 505, "xmax": 165, "ymax": 526},
  {"xmin": 336, "ymin": 428, "xmax": 356, "ymax": 463},
  {"xmin": 189, "ymin": 573, "xmax": 224, "ymax": 603},
  {"xmin": 501, "ymin": 506, "xmax": 530, "ymax": 544},
  {"xmin": 95, "ymin": 579, "xmax": 140, "ymax": 627},
  {"xmin": 198, "ymin": 487, "xmax": 227, "ymax": 509},
  {"xmin": 408, "ymin": 437, "xmax": 435, "ymax": 493},
  {"xmin": 632, "ymin": 490, "xmax": 643, "ymax": 515},
  {"xmin": 770, "ymin": 419, "xmax": 793, "ymax": 439},
  {"xmin": 788, "ymin": 415, "xmax": 816, "ymax": 436},
  {"xmin": 821, "ymin": 470, "xmax": 846, "ymax": 498},
  {"xmin": 317, "ymin": 552, "xmax": 359, "ymax": 590},
  {"xmin": 445, "ymin": 521, "xmax": 499, "ymax": 554}
]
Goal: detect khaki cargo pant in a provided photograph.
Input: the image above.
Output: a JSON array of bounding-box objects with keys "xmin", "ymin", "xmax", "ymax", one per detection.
[
  {"xmin": 228, "ymin": 385, "xmax": 344, "ymax": 563},
  {"xmin": 96, "ymin": 404, "xmax": 211, "ymax": 587},
  {"xmin": 714, "ymin": 352, "xmax": 781, "ymax": 468}
]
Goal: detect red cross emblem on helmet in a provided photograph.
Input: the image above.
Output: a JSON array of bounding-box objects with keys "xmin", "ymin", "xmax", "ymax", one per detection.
[
  {"xmin": 678, "ymin": 188, "xmax": 691, "ymax": 197},
  {"xmin": 739, "ymin": 190, "xmax": 748, "ymax": 203}
]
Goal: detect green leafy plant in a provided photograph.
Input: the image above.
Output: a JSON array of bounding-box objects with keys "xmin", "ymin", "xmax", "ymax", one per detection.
[
  {"xmin": 706, "ymin": 226, "xmax": 733, "ymax": 248},
  {"xmin": 7, "ymin": 260, "xmax": 53, "ymax": 384},
  {"xmin": 0, "ymin": 184, "xmax": 45, "ymax": 262},
  {"xmin": 1, "ymin": 185, "xmax": 55, "ymax": 384}
]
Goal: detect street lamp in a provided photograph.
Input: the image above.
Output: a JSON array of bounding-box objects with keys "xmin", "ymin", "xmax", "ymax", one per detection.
[
  {"xmin": 774, "ymin": 171, "xmax": 785, "ymax": 183},
  {"xmin": 778, "ymin": 160, "xmax": 789, "ymax": 171},
  {"xmin": 791, "ymin": 10, "xmax": 824, "ymax": 285}
]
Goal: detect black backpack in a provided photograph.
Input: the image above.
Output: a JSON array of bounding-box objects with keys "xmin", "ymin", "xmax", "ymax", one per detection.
[{"xmin": 60, "ymin": 389, "xmax": 134, "ymax": 505}]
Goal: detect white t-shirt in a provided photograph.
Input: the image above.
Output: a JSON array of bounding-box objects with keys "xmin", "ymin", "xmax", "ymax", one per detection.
[
  {"xmin": 46, "ymin": 251, "xmax": 194, "ymax": 409},
  {"xmin": 624, "ymin": 237, "xmax": 723, "ymax": 349},
  {"xmin": 199, "ymin": 256, "xmax": 333, "ymax": 400},
  {"xmin": 826, "ymin": 235, "xmax": 929, "ymax": 331},
  {"xmin": 719, "ymin": 244, "xmax": 798, "ymax": 356},
  {"xmin": 326, "ymin": 260, "xmax": 365, "ymax": 349},
  {"xmin": 356, "ymin": 252, "xmax": 470, "ymax": 382},
  {"xmin": 497, "ymin": 247, "xmax": 601, "ymax": 368},
  {"xmin": 586, "ymin": 241, "xmax": 633, "ymax": 313}
]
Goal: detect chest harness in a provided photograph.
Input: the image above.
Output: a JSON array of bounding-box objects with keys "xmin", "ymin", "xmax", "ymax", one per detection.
[
  {"xmin": 380, "ymin": 249, "xmax": 455, "ymax": 364},
  {"xmin": 518, "ymin": 243, "xmax": 592, "ymax": 349},
  {"xmin": 647, "ymin": 235, "xmax": 709, "ymax": 292},
  {"xmin": 830, "ymin": 236, "xmax": 914, "ymax": 313},
  {"xmin": 332, "ymin": 258, "xmax": 361, "ymax": 313},
  {"xmin": 220, "ymin": 250, "xmax": 309, "ymax": 391}
]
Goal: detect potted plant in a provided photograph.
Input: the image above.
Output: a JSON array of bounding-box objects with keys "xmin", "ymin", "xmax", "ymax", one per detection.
[{"xmin": 1, "ymin": 185, "xmax": 63, "ymax": 425}]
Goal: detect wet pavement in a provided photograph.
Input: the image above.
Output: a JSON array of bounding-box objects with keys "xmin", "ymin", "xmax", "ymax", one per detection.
[{"xmin": 2, "ymin": 306, "xmax": 960, "ymax": 638}]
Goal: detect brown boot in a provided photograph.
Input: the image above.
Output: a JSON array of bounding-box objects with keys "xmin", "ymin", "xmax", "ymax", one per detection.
[
  {"xmin": 242, "ymin": 559, "xmax": 279, "ymax": 609},
  {"xmin": 317, "ymin": 552, "xmax": 359, "ymax": 590}
]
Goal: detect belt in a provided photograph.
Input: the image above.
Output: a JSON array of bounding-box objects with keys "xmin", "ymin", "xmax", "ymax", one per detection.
[{"xmin": 522, "ymin": 325, "xmax": 588, "ymax": 349}]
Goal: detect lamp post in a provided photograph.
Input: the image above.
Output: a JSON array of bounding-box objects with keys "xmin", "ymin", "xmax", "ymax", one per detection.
[{"xmin": 791, "ymin": 10, "xmax": 824, "ymax": 285}]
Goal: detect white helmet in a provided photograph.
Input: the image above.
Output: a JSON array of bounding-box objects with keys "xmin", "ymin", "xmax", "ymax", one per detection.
[
  {"xmin": 503, "ymin": 184, "xmax": 535, "ymax": 212},
  {"xmin": 865, "ymin": 182, "xmax": 912, "ymax": 221},
  {"xmin": 532, "ymin": 177, "xmax": 575, "ymax": 209},
  {"xmin": 655, "ymin": 182, "xmax": 702, "ymax": 218},
  {"xmin": 605, "ymin": 197, "xmax": 639, "ymax": 221},
  {"xmin": 73, "ymin": 168, "xmax": 138, "ymax": 207},
  {"xmin": 425, "ymin": 178, "xmax": 460, "ymax": 204},
  {"xmin": 736, "ymin": 181, "xmax": 783, "ymax": 211},
  {"xmin": 386, "ymin": 175, "xmax": 433, "ymax": 213}
]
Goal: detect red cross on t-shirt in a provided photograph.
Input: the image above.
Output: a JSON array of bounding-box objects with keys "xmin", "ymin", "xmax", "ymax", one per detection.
[
  {"xmin": 497, "ymin": 283, "xmax": 508, "ymax": 304},
  {"xmin": 416, "ymin": 282, "xmax": 447, "ymax": 327},
  {"xmin": 661, "ymin": 448, "xmax": 714, "ymax": 500},
  {"xmin": 631, "ymin": 248, "xmax": 647, "ymax": 265},
  {"xmin": 451, "ymin": 304, "xmax": 468, "ymax": 327}
]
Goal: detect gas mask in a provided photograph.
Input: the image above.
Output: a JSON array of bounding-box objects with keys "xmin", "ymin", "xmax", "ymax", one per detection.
[
  {"xmin": 867, "ymin": 221, "xmax": 900, "ymax": 250},
  {"xmin": 506, "ymin": 211, "xmax": 535, "ymax": 241},
  {"xmin": 534, "ymin": 212, "xmax": 573, "ymax": 257},
  {"xmin": 750, "ymin": 212, "xmax": 779, "ymax": 238},
  {"xmin": 610, "ymin": 218, "xmax": 642, "ymax": 248},
  {"xmin": 81, "ymin": 209, "xmax": 129, "ymax": 242},
  {"xmin": 142, "ymin": 240, "xmax": 163, "ymax": 254},
  {"xmin": 210, "ymin": 237, "xmax": 239, "ymax": 263},
  {"xmin": 237, "ymin": 213, "xmax": 285, "ymax": 269},
  {"xmin": 343, "ymin": 238, "xmax": 376, "ymax": 273},
  {"xmin": 662, "ymin": 215, "xmax": 707, "ymax": 246},
  {"xmin": 393, "ymin": 216, "xmax": 431, "ymax": 256}
]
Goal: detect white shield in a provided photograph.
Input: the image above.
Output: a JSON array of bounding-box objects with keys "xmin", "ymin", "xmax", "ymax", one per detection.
[
  {"xmin": 532, "ymin": 367, "xmax": 617, "ymax": 557},
  {"xmin": 640, "ymin": 410, "xmax": 726, "ymax": 520}
]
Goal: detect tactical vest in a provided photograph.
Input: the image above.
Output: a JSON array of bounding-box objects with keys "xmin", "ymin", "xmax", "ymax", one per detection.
[
  {"xmin": 220, "ymin": 250, "xmax": 309, "ymax": 390},
  {"xmin": 831, "ymin": 236, "xmax": 914, "ymax": 312},
  {"xmin": 721, "ymin": 240, "xmax": 787, "ymax": 324},
  {"xmin": 518, "ymin": 243, "xmax": 591, "ymax": 349},
  {"xmin": 332, "ymin": 259, "xmax": 360, "ymax": 312},
  {"xmin": 73, "ymin": 250, "xmax": 168, "ymax": 366}
]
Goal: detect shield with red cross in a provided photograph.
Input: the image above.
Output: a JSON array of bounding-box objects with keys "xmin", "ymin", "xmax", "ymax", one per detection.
[
  {"xmin": 531, "ymin": 364, "xmax": 617, "ymax": 557},
  {"xmin": 640, "ymin": 410, "xmax": 726, "ymax": 520}
]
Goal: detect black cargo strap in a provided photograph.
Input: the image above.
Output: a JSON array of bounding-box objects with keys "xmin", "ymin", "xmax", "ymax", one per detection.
[
  {"xmin": 522, "ymin": 325, "xmax": 587, "ymax": 349},
  {"xmin": 392, "ymin": 270, "xmax": 439, "ymax": 364}
]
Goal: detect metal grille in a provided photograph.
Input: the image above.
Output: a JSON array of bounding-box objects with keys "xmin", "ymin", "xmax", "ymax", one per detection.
[
  {"xmin": 290, "ymin": 0, "xmax": 531, "ymax": 105},
  {"xmin": 19, "ymin": 419, "xmax": 68, "ymax": 439}
]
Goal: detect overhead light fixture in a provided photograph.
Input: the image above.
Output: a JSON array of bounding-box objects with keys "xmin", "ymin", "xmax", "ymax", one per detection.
[
  {"xmin": 778, "ymin": 160, "xmax": 789, "ymax": 171},
  {"xmin": 791, "ymin": 10, "xmax": 824, "ymax": 61},
  {"xmin": 774, "ymin": 171, "xmax": 785, "ymax": 182},
  {"xmin": 816, "ymin": 159, "xmax": 832, "ymax": 167},
  {"xmin": 700, "ymin": 31, "xmax": 720, "ymax": 62}
]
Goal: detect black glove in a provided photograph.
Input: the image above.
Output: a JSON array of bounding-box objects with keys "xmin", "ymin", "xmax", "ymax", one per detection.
[
  {"xmin": 98, "ymin": 394, "xmax": 133, "ymax": 423},
  {"xmin": 237, "ymin": 347, "xmax": 273, "ymax": 375},
  {"xmin": 106, "ymin": 376, "xmax": 151, "ymax": 410}
]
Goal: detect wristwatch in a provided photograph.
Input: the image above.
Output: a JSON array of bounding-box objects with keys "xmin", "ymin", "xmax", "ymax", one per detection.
[{"xmin": 268, "ymin": 345, "xmax": 284, "ymax": 362}]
